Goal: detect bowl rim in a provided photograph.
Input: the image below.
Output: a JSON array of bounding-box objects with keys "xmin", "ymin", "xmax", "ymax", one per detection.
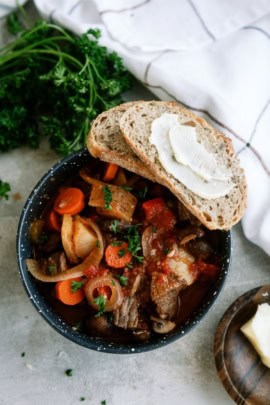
[{"xmin": 17, "ymin": 148, "xmax": 232, "ymax": 354}]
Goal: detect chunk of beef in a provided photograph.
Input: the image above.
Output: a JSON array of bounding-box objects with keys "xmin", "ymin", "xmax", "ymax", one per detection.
[
  {"xmin": 187, "ymin": 239, "xmax": 213, "ymax": 260},
  {"xmin": 113, "ymin": 274, "xmax": 141, "ymax": 330},
  {"xmin": 151, "ymin": 273, "xmax": 181, "ymax": 320},
  {"xmin": 113, "ymin": 296, "xmax": 139, "ymax": 329},
  {"xmin": 151, "ymin": 247, "xmax": 197, "ymax": 319}
]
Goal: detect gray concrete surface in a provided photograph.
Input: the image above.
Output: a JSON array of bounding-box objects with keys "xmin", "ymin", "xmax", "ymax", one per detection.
[{"xmin": 0, "ymin": 4, "xmax": 270, "ymax": 405}]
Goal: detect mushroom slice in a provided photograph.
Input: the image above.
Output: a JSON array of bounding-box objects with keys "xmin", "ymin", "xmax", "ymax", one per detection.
[{"xmin": 151, "ymin": 316, "xmax": 176, "ymax": 334}]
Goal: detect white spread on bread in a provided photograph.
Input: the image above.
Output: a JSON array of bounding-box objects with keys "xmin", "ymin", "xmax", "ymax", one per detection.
[
  {"xmin": 149, "ymin": 113, "xmax": 234, "ymax": 199},
  {"xmin": 241, "ymin": 303, "xmax": 270, "ymax": 368}
]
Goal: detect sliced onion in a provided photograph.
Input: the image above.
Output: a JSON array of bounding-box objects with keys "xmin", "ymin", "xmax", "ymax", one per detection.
[
  {"xmin": 27, "ymin": 217, "xmax": 104, "ymax": 282},
  {"xmin": 61, "ymin": 214, "xmax": 78, "ymax": 264},
  {"xmin": 73, "ymin": 216, "xmax": 97, "ymax": 259},
  {"xmin": 85, "ymin": 276, "xmax": 123, "ymax": 312}
]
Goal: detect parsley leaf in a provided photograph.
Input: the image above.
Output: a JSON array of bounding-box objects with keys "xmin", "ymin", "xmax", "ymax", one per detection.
[
  {"xmin": 71, "ymin": 280, "xmax": 84, "ymax": 293},
  {"xmin": 101, "ymin": 401, "xmax": 107, "ymax": 405},
  {"xmin": 94, "ymin": 294, "xmax": 106, "ymax": 317},
  {"xmin": 65, "ymin": 369, "xmax": 73, "ymax": 377},
  {"xmin": 125, "ymin": 224, "xmax": 143, "ymax": 263},
  {"xmin": 120, "ymin": 185, "xmax": 132, "ymax": 192},
  {"xmin": 117, "ymin": 275, "xmax": 128, "ymax": 286},
  {"xmin": 136, "ymin": 186, "xmax": 148, "ymax": 199},
  {"xmin": 118, "ymin": 248, "xmax": 126, "ymax": 258},
  {"xmin": 96, "ymin": 240, "xmax": 101, "ymax": 248},
  {"xmin": 0, "ymin": 180, "xmax": 10, "ymax": 200},
  {"xmin": 102, "ymin": 185, "xmax": 112, "ymax": 210},
  {"xmin": 47, "ymin": 264, "xmax": 56, "ymax": 274},
  {"xmin": 110, "ymin": 220, "xmax": 120, "ymax": 234}
]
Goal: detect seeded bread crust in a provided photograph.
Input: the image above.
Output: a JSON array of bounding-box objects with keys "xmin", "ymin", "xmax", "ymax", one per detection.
[
  {"xmin": 87, "ymin": 102, "xmax": 156, "ymax": 182},
  {"xmin": 120, "ymin": 101, "xmax": 247, "ymax": 230}
]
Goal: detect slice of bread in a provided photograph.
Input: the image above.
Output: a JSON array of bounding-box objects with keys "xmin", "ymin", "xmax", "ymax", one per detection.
[
  {"xmin": 87, "ymin": 102, "xmax": 156, "ymax": 182},
  {"xmin": 120, "ymin": 101, "xmax": 247, "ymax": 230}
]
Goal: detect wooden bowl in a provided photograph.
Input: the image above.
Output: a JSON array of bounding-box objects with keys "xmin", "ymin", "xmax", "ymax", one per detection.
[{"xmin": 214, "ymin": 285, "xmax": 270, "ymax": 404}]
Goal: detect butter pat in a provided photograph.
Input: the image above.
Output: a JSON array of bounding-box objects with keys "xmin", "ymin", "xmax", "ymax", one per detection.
[
  {"xmin": 241, "ymin": 303, "xmax": 270, "ymax": 368},
  {"xmin": 169, "ymin": 124, "xmax": 230, "ymax": 181},
  {"xmin": 150, "ymin": 113, "xmax": 233, "ymax": 199}
]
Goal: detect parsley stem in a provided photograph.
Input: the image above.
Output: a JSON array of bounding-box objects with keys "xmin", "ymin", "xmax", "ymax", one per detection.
[{"xmin": 0, "ymin": 49, "xmax": 83, "ymax": 69}]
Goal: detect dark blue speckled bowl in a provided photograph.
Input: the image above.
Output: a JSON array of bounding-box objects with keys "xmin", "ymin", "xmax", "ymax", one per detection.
[{"xmin": 17, "ymin": 148, "xmax": 231, "ymax": 354}]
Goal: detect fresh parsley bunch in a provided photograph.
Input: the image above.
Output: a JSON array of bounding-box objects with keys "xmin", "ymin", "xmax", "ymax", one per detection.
[{"xmin": 0, "ymin": 11, "xmax": 132, "ymax": 155}]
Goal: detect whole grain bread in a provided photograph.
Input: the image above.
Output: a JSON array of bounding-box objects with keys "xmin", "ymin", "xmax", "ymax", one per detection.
[
  {"xmin": 120, "ymin": 101, "xmax": 247, "ymax": 230},
  {"xmin": 87, "ymin": 102, "xmax": 156, "ymax": 182}
]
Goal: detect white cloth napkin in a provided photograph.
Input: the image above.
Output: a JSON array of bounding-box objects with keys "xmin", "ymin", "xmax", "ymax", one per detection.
[{"xmin": 34, "ymin": 0, "xmax": 270, "ymax": 255}]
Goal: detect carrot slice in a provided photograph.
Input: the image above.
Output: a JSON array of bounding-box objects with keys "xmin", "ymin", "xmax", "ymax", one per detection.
[
  {"xmin": 105, "ymin": 242, "xmax": 132, "ymax": 268},
  {"xmin": 54, "ymin": 188, "xmax": 85, "ymax": 215},
  {"xmin": 55, "ymin": 277, "xmax": 85, "ymax": 305},
  {"xmin": 103, "ymin": 163, "xmax": 118, "ymax": 182},
  {"xmin": 48, "ymin": 210, "xmax": 61, "ymax": 232}
]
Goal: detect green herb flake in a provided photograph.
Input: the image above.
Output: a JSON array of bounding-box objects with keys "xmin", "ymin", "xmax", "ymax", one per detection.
[
  {"xmin": 47, "ymin": 264, "xmax": 56, "ymax": 274},
  {"xmin": 94, "ymin": 294, "xmax": 106, "ymax": 317},
  {"xmin": 110, "ymin": 220, "xmax": 120, "ymax": 234},
  {"xmin": 96, "ymin": 240, "xmax": 101, "ymax": 248},
  {"xmin": 152, "ymin": 226, "xmax": 158, "ymax": 233},
  {"xmin": 80, "ymin": 397, "xmax": 85, "ymax": 402},
  {"xmin": 111, "ymin": 280, "xmax": 116, "ymax": 286},
  {"xmin": 164, "ymin": 247, "xmax": 170, "ymax": 255},
  {"xmin": 71, "ymin": 280, "xmax": 84, "ymax": 293},
  {"xmin": 111, "ymin": 240, "xmax": 123, "ymax": 247},
  {"xmin": 101, "ymin": 401, "xmax": 107, "ymax": 405},
  {"xmin": 0, "ymin": 180, "xmax": 11, "ymax": 200},
  {"xmin": 125, "ymin": 224, "xmax": 143, "ymax": 263},
  {"xmin": 118, "ymin": 248, "xmax": 126, "ymax": 258},
  {"xmin": 65, "ymin": 369, "xmax": 73, "ymax": 377},
  {"xmin": 117, "ymin": 275, "xmax": 128, "ymax": 286},
  {"xmin": 102, "ymin": 185, "xmax": 112, "ymax": 210},
  {"xmin": 137, "ymin": 186, "xmax": 148, "ymax": 199},
  {"xmin": 21, "ymin": 352, "xmax": 25, "ymax": 357},
  {"xmin": 126, "ymin": 263, "xmax": 133, "ymax": 269},
  {"xmin": 120, "ymin": 185, "xmax": 132, "ymax": 192}
]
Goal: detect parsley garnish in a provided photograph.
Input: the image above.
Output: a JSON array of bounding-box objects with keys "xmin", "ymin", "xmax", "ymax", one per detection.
[
  {"xmin": 111, "ymin": 280, "xmax": 116, "ymax": 286},
  {"xmin": 21, "ymin": 352, "xmax": 25, "ymax": 357},
  {"xmin": 120, "ymin": 185, "xmax": 133, "ymax": 192},
  {"xmin": 71, "ymin": 280, "xmax": 84, "ymax": 293},
  {"xmin": 117, "ymin": 275, "xmax": 128, "ymax": 286},
  {"xmin": 152, "ymin": 226, "xmax": 158, "ymax": 233},
  {"xmin": 118, "ymin": 248, "xmax": 126, "ymax": 258},
  {"xmin": 94, "ymin": 294, "xmax": 106, "ymax": 317},
  {"xmin": 0, "ymin": 9, "xmax": 132, "ymax": 157},
  {"xmin": 65, "ymin": 369, "xmax": 73, "ymax": 377},
  {"xmin": 164, "ymin": 247, "xmax": 170, "ymax": 255},
  {"xmin": 137, "ymin": 186, "xmax": 148, "ymax": 199},
  {"xmin": 101, "ymin": 401, "xmax": 107, "ymax": 405},
  {"xmin": 102, "ymin": 185, "xmax": 112, "ymax": 210},
  {"xmin": 111, "ymin": 240, "xmax": 123, "ymax": 246},
  {"xmin": 96, "ymin": 240, "xmax": 101, "ymax": 248},
  {"xmin": 110, "ymin": 220, "xmax": 120, "ymax": 234},
  {"xmin": 125, "ymin": 224, "xmax": 143, "ymax": 263},
  {"xmin": 80, "ymin": 398, "xmax": 85, "ymax": 402},
  {"xmin": 47, "ymin": 264, "xmax": 56, "ymax": 274},
  {"xmin": 126, "ymin": 263, "xmax": 133, "ymax": 269},
  {"xmin": 0, "ymin": 180, "xmax": 10, "ymax": 200}
]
